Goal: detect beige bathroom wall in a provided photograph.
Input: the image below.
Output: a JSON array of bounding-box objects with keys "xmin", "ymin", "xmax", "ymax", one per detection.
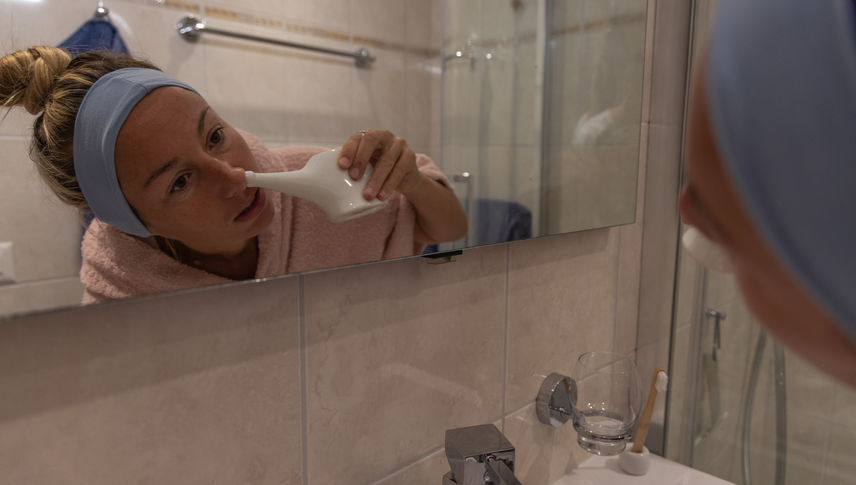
[
  {"xmin": 0, "ymin": 276, "xmax": 304, "ymax": 484},
  {"xmin": 0, "ymin": 223, "xmax": 646, "ymax": 484},
  {"xmin": 0, "ymin": 1, "xmax": 700, "ymax": 484}
]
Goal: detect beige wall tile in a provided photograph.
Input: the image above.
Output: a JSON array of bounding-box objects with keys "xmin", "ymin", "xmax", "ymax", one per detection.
[
  {"xmin": 613, "ymin": 121, "xmax": 648, "ymax": 355},
  {"xmin": 109, "ymin": 1, "xmax": 207, "ymax": 88},
  {"xmin": 785, "ymin": 348, "xmax": 838, "ymax": 419},
  {"xmin": 648, "ymin": 0, "xmax": 692, "ymax": 125},
  {"xmin": 205, "ymin": 0, "xmax": 286, "ymax": 21},
  {"xmin": 374, "ymin": 449, "xmax": 448, "ymax": 485},
  {"xmin": 0, "ymin": 276, "xmax": 83, "ymax": 317},
  {"xmin": 442, "ymin": 62, "xmax": 481, "ymax": 148},
  {"xmin": 443, "ymin": 0, "xmax": 481, "ymax": 46},
  {"xmin": 352, "ymin": 49, "xmax": 408, "ymax": 135},
  {"xmin": 832, "ymin": 381, "xmax": 856, "ymax": 423},
  {"xmin": 0, "ymin": 275, "xmax": 302, "ymax": 484},
  {"xmin": 404, "ymin": 55, "xmax": 437, "ymax": 150},
  {"xmin": 351, "ymin": 0, "xmax": 406, "ymax": 46},
  {"xmin": 673, "ymin": 246, "xmax": 701, "ymax": 328},
  {"xmin": 200, "ymin": 31, "xmax": 292, "ymax": 142},
  {"xmin": 404, "ymin": 0, "xmax": 435, "ymax": 50},
  {"xmin": 0, "ymin": 138, "xmax": 82, "ymax": 282},
  {"xmin": 502, "ymin": 404, "xmax": 591, "ymax": 485},
  {"xmin": 283, "ymin": 0, "xmax": 350, "ymax": 32},
  {"xmin": 513, "ymin": 145, "xmax": 542, "ymax": 232},
  {"xmin": 303, "ymin": 245, "xmax": 508, "ymax": 484},
  {"xmin": 506, "ymin": 229, "xmax": 619, "ymax": 411},
  {"xmin": 824, "ymin": 422, "xmax": 856, "ymax": 485},
  {"xmin": 281, "ymin": 54, "xmax": 355, "ymax": 146},
  {"xmin": 636, "ymin": 123, "xmax": 682, "ymax": 349},
  {"xmin": 664, "ymin": 321, "xmax": 691, "ymax": 462},
  {"xmin": 0, "ymin": 0, "xmax": 93, "ymax": 49}
]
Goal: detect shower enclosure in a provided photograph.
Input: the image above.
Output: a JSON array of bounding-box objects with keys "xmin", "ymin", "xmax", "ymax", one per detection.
[
  {"xmin": 439, "ymin": 0, "xmax": 646, "ymax": 249},
  {"xmin": 665, "ymin": 2, "xmax": 856, "ymax": 484}
]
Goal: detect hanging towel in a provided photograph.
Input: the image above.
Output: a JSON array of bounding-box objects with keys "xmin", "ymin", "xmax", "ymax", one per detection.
[
  {"xmin": 476, "ymin": 198, "xmax": 532, "ymax": 245},
  {"xmin": 59, "ymin": 17, "xmax": 129, "ymax": 56},
  {"xmin": 423, "ymin": 198, "xmax": 533, "ymax": 254}
]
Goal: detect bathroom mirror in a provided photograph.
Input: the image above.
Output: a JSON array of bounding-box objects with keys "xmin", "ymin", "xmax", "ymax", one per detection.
[{"xmin": 0, "ymin": 0, "xmax": 646, "ymax": 318}]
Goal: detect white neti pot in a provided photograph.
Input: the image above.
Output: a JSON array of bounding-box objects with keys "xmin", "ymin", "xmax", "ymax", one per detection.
[{"xmin": 244, "ymin": 149, "xmax": 388, "ymax": 222}]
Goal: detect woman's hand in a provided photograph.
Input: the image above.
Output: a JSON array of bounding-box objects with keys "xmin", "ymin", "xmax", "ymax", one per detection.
[
  {"xmin": 337, "ymin": 129, "xmax": 422, "ymax": 201},
  {"xmin": 337, "ymin": 128, "xmax": 467, "ymax": 244}
]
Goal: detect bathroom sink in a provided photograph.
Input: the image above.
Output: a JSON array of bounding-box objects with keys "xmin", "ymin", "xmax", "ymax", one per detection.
[{"xmin": 552, "ymin": 452, "xmax": 735, "ymax": 485}]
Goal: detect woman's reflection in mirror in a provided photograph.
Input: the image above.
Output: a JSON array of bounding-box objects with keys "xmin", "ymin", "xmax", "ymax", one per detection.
[{"xmin": 0, "ymin": 47, "xmax": 466, "ymax": 303}]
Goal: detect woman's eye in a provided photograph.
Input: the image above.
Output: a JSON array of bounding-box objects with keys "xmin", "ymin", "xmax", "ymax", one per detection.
[
  {"xmin": 210, "ymin": 127, "xmax": 224, "ymax": 146},
  {"xmin": 170, "ymin": 174, "xmax": 189, "ymax": 193}
]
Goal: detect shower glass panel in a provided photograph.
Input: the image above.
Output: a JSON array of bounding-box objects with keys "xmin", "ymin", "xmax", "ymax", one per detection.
[
  {"xmin": 440, "ymin": 0, "xmax": 646, "ymax": 249},
  {"xmin": 667, "ymin": 240, "xmax": 856, "ymax": 485},
  {"xmin": 543, "ymin": 0, "xmax": 645, "ymax": 235},
  {"xmin": 665, "ymin": 3, "xmax": 856, "ymax": 484},
  {"xmin": 441, "ymin": 0, "xmax": 543, "ymax": 248}
]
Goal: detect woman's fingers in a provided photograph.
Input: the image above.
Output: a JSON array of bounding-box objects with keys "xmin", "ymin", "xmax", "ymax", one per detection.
[
  {"xmin": 378, "ymin": 145, "xmax": 417, "ymax": 200},
  {"xmin": 338, "ymin": 130, "xmax": 416, "ymax": 200},
  {"xmin": 338, "ymin": 132, "xmax": 365, "ymax": 169},
  {"xmin": 365, "ymin": 137, "xmax": 405, "ymax": 200},
  {"xmin": 350, "ymin": 129, "xmax": 393, "ymax": 180}
]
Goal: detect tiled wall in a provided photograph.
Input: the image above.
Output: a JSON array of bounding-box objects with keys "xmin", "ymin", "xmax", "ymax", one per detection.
[
  {"xmin": 0, "ymin": 1, "xmax": 696, "ymax": 484},
  {"xmin": 0, "ymin": 227, "xmax": 643, "ymax": 484}
]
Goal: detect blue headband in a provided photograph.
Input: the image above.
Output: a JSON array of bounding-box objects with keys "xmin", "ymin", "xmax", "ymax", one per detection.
[
  {"xmin": 74, "ymin": 68, "xmax": 198, "ymax": 237},
  {"xmin": 708, "ymin": 0, "xmax": 856, "ymax": 342}
]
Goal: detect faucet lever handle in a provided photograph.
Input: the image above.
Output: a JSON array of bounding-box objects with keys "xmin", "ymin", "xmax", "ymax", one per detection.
[{"xmin": 485, "ymin": 456, "xmax": 523, "ymax": 485}]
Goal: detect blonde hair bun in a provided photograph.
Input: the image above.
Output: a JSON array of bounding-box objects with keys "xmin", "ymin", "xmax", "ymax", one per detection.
[{"xmin": 0, "ymin": 46, "xmax": 71, "ymax": 115}]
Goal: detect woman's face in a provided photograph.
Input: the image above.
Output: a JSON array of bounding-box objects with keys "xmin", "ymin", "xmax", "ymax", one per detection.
[
  {"xmin": 114, "ymin": 86, "xmax": 274, "ymax": 257},
  {"xmin": 680, "ymin": 59, "xmax": 856, "ymax": 387}
]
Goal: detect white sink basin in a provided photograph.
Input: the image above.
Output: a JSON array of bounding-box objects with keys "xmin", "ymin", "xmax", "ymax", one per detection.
[{"xmin": 552, "ymin": 453, "xmax": 735, "ymax": 485}]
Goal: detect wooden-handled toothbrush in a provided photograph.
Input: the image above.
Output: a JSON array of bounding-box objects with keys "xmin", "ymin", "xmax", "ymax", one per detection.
[{"xmin": 632, "ymin": 367, "xmax": 668, "ymax": 454}]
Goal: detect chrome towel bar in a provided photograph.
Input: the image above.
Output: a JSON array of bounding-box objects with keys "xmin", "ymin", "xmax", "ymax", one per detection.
[{"xmin": 176, "ymin": 15, "xmax": 375, "ymax": 68}]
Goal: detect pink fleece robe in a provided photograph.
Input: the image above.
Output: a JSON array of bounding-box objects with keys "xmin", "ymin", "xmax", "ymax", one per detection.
[{"xmin": 80, "ymin": 131, "xmax": 450, "ymax": 303}]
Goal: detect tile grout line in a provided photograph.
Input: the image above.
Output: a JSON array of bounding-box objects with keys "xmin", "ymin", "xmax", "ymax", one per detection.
[
  {"xmin": 502, "ymin": 243, "xmax": 511, "ymax": 432},
  {"xmin": 299, "ymin": 275, "xmax": 310, "ymax": 485},
  {"xmin": 613, "ymin": 227, "xmax": 623, "ymax": 354}
]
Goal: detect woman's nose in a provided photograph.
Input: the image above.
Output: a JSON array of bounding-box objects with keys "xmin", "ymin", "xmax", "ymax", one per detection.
[{"xmin": 208, "ymin": 159, "xmax": 246, "ymax": 198}]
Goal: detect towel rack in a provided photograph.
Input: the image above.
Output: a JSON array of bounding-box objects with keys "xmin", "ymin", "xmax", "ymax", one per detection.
[
  {"xmin": 176, "ymin": 15, "xmax": 375, "ymax": 68},
  {"xmin": 94, "ymin": 0, "xmax": 108, "ymax": 17}
]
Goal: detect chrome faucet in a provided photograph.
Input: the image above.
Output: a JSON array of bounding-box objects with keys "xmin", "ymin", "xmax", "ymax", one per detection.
[{"xmin": 442, "ymin": 424, "xmax": 523, "ymax": 485}]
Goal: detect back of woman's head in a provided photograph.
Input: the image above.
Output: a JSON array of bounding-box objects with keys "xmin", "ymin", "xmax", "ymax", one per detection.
[{"xmin": 0, "ymin": 46, "xmax": 157, "ymax": 210}]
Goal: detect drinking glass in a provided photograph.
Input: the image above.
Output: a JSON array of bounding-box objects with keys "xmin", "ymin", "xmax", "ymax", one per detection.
[{"xmin": 570, "ymin": 351, "xmax": 642, "ymax": 455}]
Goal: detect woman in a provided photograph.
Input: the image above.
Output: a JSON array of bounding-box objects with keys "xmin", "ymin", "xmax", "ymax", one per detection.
[
  {"xmin": 0, "ymin": 46, "xmax": 467, "ymax": 302},
  {"xmin": 680, "ymin": 0, "xmax": 856, "ymax": 387}
]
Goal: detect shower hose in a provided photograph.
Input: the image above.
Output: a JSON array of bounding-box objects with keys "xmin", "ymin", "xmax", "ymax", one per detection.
[{"xmin": 740, "ymin": 329, "xmax": 787, "ymax": 485}]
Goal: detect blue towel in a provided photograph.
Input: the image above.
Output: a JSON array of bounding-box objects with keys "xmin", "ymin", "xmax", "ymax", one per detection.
[
  {"xmin": 475, "ymin": 199, "xmax": 532, "ymax": 245},
  {"xmin": 423, "ymin": 198, "xmax": 533, "ymax": 254},
  {"xmin": 59, "ymin": 17, "xmax": 129, "ymax": 234},
  {"xmin": 59, "ymin": 18, "xmax": 129, "ymax": 56}
]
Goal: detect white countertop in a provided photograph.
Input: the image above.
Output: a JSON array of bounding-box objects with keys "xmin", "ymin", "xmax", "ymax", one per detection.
[{"xmin": 552, "ymin": 452, "xmax": 735, "ymax": 485}]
